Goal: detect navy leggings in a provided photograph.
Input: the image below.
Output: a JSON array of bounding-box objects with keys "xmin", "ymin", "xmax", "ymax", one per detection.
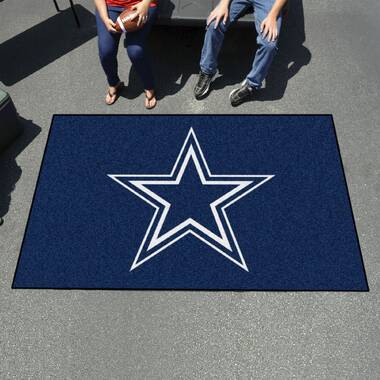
[{"xmin": 96, "ymin": 6, "xmax": 157, "ymax": 89}]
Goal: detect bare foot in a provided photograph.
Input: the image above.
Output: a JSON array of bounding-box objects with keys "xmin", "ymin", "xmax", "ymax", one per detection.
[
  {"xmin": 145, "ymin": 89, "xmax": 157, "ymax": 109},
  {"xmin": 105, "ymin": 82, "xmax": 123, "ymax": 105}
]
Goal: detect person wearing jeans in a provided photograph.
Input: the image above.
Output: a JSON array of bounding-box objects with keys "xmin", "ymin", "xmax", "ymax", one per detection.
[
  {"xmin": 194, "ymin": 0, "xmax": 287, "ymax": 106},
  {"xmin": 94, "ymin": 0, "xmax": 157, "ymax": 109}
]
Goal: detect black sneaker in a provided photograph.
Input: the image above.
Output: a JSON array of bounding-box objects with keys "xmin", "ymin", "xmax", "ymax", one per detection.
[
  {"xmin": 229, "ymin": 80, "xmax": 255, "ymax": 107},
  {"xmin": 194, "ymin": 71, "xmax": 214, "ymax": 100}
]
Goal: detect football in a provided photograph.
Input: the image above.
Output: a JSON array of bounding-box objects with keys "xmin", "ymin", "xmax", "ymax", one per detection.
[{"xmin": 115, "ymin": 8, "xmax": 142, "ymax": 33}]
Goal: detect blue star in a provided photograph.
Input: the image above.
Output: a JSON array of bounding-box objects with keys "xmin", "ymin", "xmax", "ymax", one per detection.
[
  {"xmin": 109, "ymin": 129, "xmax": 273, "ymax": 272},
  {"xmin": 144, "ymin": 157, "xmax": 239, "ymax": 237}
]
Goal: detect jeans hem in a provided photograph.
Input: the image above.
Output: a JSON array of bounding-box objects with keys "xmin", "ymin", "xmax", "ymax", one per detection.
[
  {"xmin": 246, "ymin": 78, "xmax": 261, "ymax": 89},
  {"xmin": 143, "ymin": 83, "xmax": 155, "ymax": 91},
  {"xmin": 200, "ymin": 66, "xmax": 217, "ymax": 76},
  {"xmin": 107, "ymin": 77, "xmax": 121, "ymax": 87}
]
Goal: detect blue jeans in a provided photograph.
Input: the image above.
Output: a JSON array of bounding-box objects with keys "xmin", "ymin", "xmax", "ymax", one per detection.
[
  {"xmin": 200, "ymin": 0, "xmax": 282, "ymax": 88},
  {"xmin": 96, "ymin": 6, "xmax": 157, "ymax": 89}
]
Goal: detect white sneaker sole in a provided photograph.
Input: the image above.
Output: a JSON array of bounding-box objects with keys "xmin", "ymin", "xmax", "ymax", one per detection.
[{"xmin": 197, "ymin": 82, "xmax": 211, "ymax": 98}]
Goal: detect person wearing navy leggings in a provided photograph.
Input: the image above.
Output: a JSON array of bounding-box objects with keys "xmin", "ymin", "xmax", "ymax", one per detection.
[{"xmin": 94, "ymin": 0, "xmax": 157, "ymax": 109}]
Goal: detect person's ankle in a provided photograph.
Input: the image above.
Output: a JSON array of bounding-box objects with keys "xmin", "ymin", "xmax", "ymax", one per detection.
[
  {"xmin": 200, "ymin": 70, "xmax": 213, "ymax": 77},
  {"xmin": 109, "ymin": 81, "xmax": 121, "ymax": 88}
]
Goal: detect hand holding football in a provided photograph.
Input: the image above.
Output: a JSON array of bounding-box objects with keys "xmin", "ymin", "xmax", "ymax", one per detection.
[{"xmin": 115, "ymin": 9, "xmax": 143, "ymax": 33}]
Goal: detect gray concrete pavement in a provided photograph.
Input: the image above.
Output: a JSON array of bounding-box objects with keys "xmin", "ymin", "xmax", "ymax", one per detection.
[{"xmin": 0, "ymin": 0, "xmax": 379, "ymax": 378}]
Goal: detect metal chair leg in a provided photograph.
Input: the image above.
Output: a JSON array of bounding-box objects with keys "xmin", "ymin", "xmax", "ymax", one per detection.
[
  {"xmin": 53, "ymin": 0, "xmax": 60, "ymax": 12},
  {"xmin": 69, "ymin": 0, "xmax": 81, "ymax": 28}
]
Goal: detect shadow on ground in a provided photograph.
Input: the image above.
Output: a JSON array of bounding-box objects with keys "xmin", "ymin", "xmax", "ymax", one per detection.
[
  {"xmin": 0, "ymin": 4, "xmax": 96, "ymax": 86},
  {"xmin": 256, "ymin": 0, "xmax": 311, "ymax": 101},
  {"xmin": 123, "ymin": 0, "xmax": 310, "ymax": 102},
  {"xmin": 123, "ymin": 26, "xmax": 202, "ymax": 101},
  {"xmin": 0, "ymin": 118, "xmax": 41, "ymax": 223}
]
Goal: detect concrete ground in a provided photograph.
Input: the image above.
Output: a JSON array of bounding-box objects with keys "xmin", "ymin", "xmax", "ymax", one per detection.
[{"xmin": 0, "ymin": 0, "xmax": 379, "ymax": 378}]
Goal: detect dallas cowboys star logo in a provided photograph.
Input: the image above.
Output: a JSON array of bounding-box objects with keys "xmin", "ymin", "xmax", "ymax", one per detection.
[{"xmin": 108, "ymin": 128, "xmax": 273, "ymax": 272}]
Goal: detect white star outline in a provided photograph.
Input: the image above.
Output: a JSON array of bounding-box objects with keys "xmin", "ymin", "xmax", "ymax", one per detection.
[{"xmin": 108, "ymin": 128, "xmax": 274, "ymax": 272}]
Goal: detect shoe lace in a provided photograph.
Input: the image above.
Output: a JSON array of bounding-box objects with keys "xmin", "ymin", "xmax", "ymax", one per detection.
[
  {"xmin": 238, "ymin": 85, "xmax": 253, "ymax": 98},
  {"xmin": 198, "ymin": 72, "xmax": 210, "ymax": 88}
]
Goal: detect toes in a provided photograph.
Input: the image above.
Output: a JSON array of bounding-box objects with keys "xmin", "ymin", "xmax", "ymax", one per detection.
[
  {"xmin": 106, "ymin": 91, "xmax": 116, "ymax": 105},
  {"xmin": 145, "ymin": 96, "xmax": 156, "ymax": 109}
]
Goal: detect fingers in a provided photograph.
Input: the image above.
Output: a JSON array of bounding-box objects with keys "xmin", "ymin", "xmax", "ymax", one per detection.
[
  {"xmin": 207, "ymin": 11, "xmax": 216, "ymax": 26},
  {"xmin": 137, "ymin": 12, "xmax": 148, "ymax": 26},
  {"xmin": 207, "ymin": 8, "xmax": 228, "ymax": 28},
  {"xmin": 139, "ymin": 13, "xmax": 149, "ymax": 26},
  {"xmin": 108, "ymin": 19, "xmax": 117, "ymax": 33},
  {"xmin": 260, "ymin": 17, "xmax": 278, "ymax": 42},
  {"xmin": 273, "ymin": 27, "xmax": 278, "ymax": 41},
  {"xmin": 130, "ymin": 4, "xmax": 140, "ymax": 23},
  {"xmin": 208, "ymin": 12, "xmax": 228, "ymax": 28},
  {"xmin": 130, "ymin": 11, "xmax": 139, "ymax": 21},
  {"xmin": 262, "ymin": 23, "xmax": 269, "ymax": 39},
  {"xmin": 106, "ymin": 18, "xmax": 116, "ymax": 32},
  {"xmin": 223, "ymin": 12, "xmax": 228, "ymax": 25},
  {"xmin": 268, "ymin": 26, "xmax": 278, "ymax": 41},
  {"xmin": 214, "ymin": 14, "xmax": 222, "ymax": 29},
  {"xmin": 207, "ymin": 16, "xmax": 216, "ymax": 27},
  {"xmin": 128, "ymin": 11, "xmax": 139, "ymax": 26}
]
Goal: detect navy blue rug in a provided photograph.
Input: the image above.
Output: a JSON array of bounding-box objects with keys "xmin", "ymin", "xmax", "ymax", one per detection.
[{"xmin": 13, "ymin": 115, "xmax": 368, "ymax": 291}]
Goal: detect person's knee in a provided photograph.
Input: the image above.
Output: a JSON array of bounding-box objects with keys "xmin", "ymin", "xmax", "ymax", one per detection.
[
  {"xmin": 260, "ymin": 38, "xmax": 278, "ymax": 53},
  {"xmin": 99, "ymin": 45, "xmax": 116, "ymax": 63},
  {"xmin": 127, "ymin": 45, "xmax": 144, "ymax": 61},
  {"xmin": 207, "ymin": 20, "xmax": 228, "ymax": 34}
]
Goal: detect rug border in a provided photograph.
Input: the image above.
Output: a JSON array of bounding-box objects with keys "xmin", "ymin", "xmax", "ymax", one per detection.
[{"xmin": 11, "ymin": 114, "xmax": 370, "ymax": 292}]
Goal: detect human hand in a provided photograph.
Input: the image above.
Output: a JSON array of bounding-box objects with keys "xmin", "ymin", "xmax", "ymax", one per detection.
[
  {"xmin": 207, "ymin": 3, "xmax": 229, "ymax": 29},
  {"xmin": 131, "ymin": 1, "xmax": 150, "ymax": 26},
  {"xmin": 103, "ymin": 17, "xmax": 117, "ymax": 33},
  {"xmin": 260, "ymin": 14, "xmax": 278, "ymax": 42}
]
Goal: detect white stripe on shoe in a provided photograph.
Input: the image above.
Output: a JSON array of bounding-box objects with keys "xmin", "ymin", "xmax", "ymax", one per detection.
[{"xmin": 229, "ymin": 79, "xmax": 247, "ymax": 99}]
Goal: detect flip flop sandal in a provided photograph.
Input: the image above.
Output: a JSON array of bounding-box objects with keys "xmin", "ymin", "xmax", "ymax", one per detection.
[
  {"xmin": 144, "ymin": 90, "xmax": 157, "ymax": 110},
  {"xmin": 105, "ymin": 81, "xmax": 124, "ymax": 105}
]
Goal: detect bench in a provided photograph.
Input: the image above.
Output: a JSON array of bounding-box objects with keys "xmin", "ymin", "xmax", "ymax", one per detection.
[
  {"xmin": 55, "ymin": 0, "xmax": 254, "ymax": 28},
  {"xmin": 157, "ymin": 0, "xmax": 254, "ymax": 26}
]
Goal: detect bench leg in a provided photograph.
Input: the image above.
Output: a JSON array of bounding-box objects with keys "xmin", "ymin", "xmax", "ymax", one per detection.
[
  {"xmin": 53, "ymin": 0, "xmax": 80, "ymax": 28},
  {"xmin": 53, "ymin": 0, "xmax": 60, "ymax": 12},
  {"xmin": 69, "ymin": 0, "xmax": 81, "ymax": 28}
]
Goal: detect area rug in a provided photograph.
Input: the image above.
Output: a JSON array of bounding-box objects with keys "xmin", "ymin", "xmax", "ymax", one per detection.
[{"xmin": 12, "ymin": 115, "xmax": 368, "ymax": 290}]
